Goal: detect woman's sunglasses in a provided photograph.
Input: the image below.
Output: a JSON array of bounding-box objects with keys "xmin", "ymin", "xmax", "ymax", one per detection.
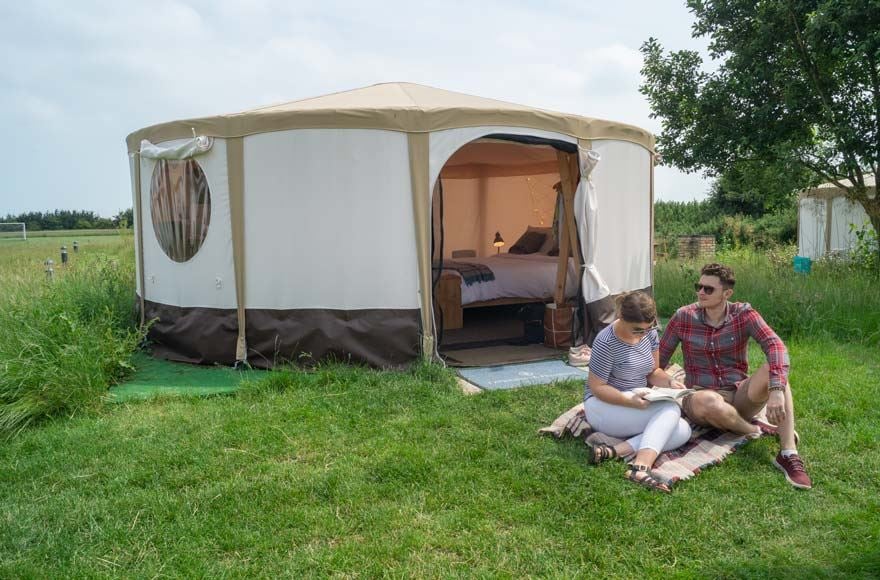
[
  {"xmin": 694, "ymin": 283, "xmax": 720, "ymax": 295},
  {"xmin": 630, "ymin": 321, "xmax": 659, "ymax": 334}
]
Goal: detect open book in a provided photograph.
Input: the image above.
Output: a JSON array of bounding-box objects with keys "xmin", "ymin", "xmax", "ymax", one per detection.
[{"xmin": 633, "ymin": 387, "xmax": 694, "ymax": 402}]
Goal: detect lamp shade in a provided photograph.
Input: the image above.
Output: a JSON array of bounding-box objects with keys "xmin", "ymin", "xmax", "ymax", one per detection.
[{"xmin": 493, "ymin": 232, "xmax": 505, "ymax": 247}]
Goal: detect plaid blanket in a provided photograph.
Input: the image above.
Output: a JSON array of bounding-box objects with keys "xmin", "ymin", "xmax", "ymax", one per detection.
[
  {"xmin": 434, "ymin": 260, "xmax": 495, "ymax": 286},
  {"xmin": 539, "ymin": 364, "xmax": 769, "ymax": 487}
]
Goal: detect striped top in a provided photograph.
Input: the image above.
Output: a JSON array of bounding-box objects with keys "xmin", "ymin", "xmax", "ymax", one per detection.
[{"xmin": 584, "ymin": 322, "xmax": 659, "ymax": 400}]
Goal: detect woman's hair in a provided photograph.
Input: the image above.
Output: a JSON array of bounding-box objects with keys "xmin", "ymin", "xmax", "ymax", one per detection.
[{"xmin": 615, "ymin": 291, "xmax": 656, "ymax": 324}]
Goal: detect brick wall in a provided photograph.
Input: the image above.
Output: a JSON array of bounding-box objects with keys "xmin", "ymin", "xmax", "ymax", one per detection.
[{"xmin": 677, "ymin": 235, "xmax": 716, "ymax": 258}]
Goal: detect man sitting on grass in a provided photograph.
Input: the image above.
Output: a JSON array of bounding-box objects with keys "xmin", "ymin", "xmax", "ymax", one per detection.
[{"xmin": 659, "ymin": 262, "xmax": 812, "ymax": 489}]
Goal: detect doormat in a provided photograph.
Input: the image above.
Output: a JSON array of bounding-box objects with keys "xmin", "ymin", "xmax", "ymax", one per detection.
[
  {"xmin": 110, "ymin": 352, "xmax": 255, "ymax": 402},
  {"xmin": 457, "ymin": 359, "xmax": 587, "ymax": 391},
  {"xmin": 443, "ymin": 344, "xmax": 562, "ymax": 367}
]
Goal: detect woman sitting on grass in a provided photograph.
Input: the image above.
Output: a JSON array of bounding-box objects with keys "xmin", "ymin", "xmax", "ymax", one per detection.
[{"xmin": 584, "ymin": 291, "xmax": 690, "ymax": 493}]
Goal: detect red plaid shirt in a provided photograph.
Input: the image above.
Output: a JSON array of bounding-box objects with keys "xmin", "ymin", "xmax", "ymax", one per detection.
[{"xmin": 659, "ymin": 302, "xmax": 789, "ymax": 389}]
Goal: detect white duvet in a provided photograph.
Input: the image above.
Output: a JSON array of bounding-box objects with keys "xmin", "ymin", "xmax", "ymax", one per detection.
[{"xmin": 445, "ymin": 253, "xmax": 579, "ymax": 305}]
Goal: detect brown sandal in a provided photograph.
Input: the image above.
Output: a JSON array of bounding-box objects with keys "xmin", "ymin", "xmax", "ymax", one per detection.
[
  {"xmin": 587, "ymin": 443, "xmax": 619, "ymax": 464},
  {"xmin": 625, "ymin": 464, "xmax": 671, "ymax": 493}
]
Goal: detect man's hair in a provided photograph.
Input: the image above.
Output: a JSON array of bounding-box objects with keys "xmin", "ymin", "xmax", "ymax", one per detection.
[
  {"xmin": 615, "ymin": 290, "xmax": 656, "ymax": 323},
  {"xmin": 701, "ymin": 262, "xmax": 736, "ymax": 288}
]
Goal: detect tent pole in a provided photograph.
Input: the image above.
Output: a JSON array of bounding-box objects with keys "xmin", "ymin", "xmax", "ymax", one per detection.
[
  {"xmin": 554, "ymin": 151, "xmax": 579, "ymax": 305},
  {"xmin": 408, "ymin": 133, "xmax": 435, "ymax": 361},
  {"xmin": 133, "ymin": 153, "xmax": 146, "ymax": 327},
  {"xmin": 227, "ymin": 137, "xmax": 248, "ymax": 363}
]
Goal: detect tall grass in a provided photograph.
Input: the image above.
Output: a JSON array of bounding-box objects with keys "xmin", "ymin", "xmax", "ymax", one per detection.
[
  {"xmin": 0, "ymin": 236, "xmax": 143, "ymax": 436},
  {"xmin": 655, "ymin": 246, "xmax": 880, "ymax": 345}
]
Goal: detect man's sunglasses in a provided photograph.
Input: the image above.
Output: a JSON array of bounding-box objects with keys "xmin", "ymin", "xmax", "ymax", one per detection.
[{"xmin": 694, "ymin": 283, "xmax": 720, "ymax": 295}]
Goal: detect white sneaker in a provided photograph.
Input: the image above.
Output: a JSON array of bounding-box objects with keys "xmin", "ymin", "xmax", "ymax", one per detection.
[{"xmin": 568, "ymin": 344, "xmax": 591, "ymax": 367}]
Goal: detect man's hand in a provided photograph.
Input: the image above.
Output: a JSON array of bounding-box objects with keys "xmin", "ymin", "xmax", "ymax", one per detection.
[
  {"xmin": 669, "ymin": 379, "xmax": 687, "ymax": 390},
  {"xmin": 766, "ymin": 389, "xmax": 786, "ymax": 425}
]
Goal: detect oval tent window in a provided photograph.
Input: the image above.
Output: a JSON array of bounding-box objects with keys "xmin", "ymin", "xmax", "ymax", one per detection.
[{"xmin": 149, "ymin": 159, "xmax": 211, "ymax": 262}]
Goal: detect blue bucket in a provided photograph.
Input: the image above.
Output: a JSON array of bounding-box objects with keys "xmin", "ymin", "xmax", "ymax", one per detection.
[{"xmin": 793, "ymin": 255, "xmax": 812, "ymax": 274}]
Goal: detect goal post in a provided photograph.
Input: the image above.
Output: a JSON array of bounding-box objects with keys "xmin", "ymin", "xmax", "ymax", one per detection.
[{"xmin": 0, "ymin": 222, "xmax": 27, "ymax": 240}]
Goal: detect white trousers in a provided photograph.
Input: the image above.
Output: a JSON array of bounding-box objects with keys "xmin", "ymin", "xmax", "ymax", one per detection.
[{"xmin": 584, "ymin": 397, "xmax": 692, "ymax": 454}]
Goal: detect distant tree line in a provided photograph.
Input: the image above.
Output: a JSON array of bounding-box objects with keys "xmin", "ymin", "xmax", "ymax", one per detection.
[{"xmin": 1, "ymin": 209, "xmax": 133, "ymax": 231}]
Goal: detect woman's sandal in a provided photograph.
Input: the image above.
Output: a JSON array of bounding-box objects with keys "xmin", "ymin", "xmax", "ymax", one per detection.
[
  {"xmin": 625, "ymin": 464, "xmax": 671, "ymax": 493},
  {"xmin": 587, "ymin": 443, "xmax": 618, "ymax": 464}
]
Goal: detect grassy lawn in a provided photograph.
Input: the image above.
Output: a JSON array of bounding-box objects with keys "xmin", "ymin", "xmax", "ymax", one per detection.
[
  {"xmin": 2, "ymin": 238, "xmax": 878, "ymax": 577},
  {"xmin": 2, "ymin": 340, "xmax": 878, "ymax": 577},
  {"xmin": 0, "ymin": 233, "xmax": 132, "ymax": 281}
]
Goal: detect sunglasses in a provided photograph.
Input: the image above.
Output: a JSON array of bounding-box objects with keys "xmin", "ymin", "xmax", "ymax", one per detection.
[
  {"xmin": 694, "ymin": 283, "xmax": 721, "ymax": 295},
  {"xmin": 630, "ymin": 321, "xmax": 658, "ymax": 334}
]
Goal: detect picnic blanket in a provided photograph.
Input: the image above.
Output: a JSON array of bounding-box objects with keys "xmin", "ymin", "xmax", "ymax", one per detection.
[
  {"xmin": 539, "ymin": 364, "xmax": 770, "ymax": 487},
  {"xmin": 433, "ymin": 260, "xmax": 495, "ymax": 286}
]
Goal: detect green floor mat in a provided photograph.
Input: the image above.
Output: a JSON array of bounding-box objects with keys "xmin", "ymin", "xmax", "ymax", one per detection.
[{"xmin": 110, "ymin": 352, "xmax": 258, "ymax": 401}]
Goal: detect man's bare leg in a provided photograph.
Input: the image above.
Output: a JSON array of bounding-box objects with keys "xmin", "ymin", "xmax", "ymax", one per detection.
[
  {"xmin": 735, "ymin": 364, "xmax": 798, "ymax": 450},
  {"xmin": 686, "ymin": 390, "xmax": 758, "ymax": 435}
]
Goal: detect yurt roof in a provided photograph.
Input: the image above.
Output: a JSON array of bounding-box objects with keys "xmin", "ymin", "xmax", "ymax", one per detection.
[
  {"xmin": 126, "ymin": 82, "xmax": 654, "ymax": 153},
  {"xmin": 799, "ymin": 174, "xmax": 876, "ymax": 199}
]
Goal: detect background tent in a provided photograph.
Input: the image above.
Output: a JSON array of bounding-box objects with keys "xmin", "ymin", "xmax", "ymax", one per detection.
[
  {"xmin": 126, "ymin": 83, "xmax": 656, "ymax": 368},
  {"xmin": 798, "ymin": 175, "xmax": 876, "ymax": 259}
]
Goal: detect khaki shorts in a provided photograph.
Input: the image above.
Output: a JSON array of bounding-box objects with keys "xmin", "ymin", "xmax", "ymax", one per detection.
[{"xmin": 681, "ymin": 379, "xmax": 747, "ymax": 426}]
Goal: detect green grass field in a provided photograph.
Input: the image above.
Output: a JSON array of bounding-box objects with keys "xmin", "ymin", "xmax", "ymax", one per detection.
[{"xmin": 1, "ymin": 238, "xmax": 878, "ymax": 577}]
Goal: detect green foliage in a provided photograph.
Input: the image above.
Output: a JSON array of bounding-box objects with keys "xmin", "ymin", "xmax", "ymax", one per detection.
[
  {"xmin": 849, "ymin": 220, "xmax": 880, "ymax": 272},
  {"xmin": 0, "ymin": 209, "xmax": 133, "ymax": 231},
  {"xmin": 113, "ymin": 208, "xmax": 134, "ymax": 229},
  {"xmin": 709, "ymin": 157, "xmax": 812, "ymax": 217},
  {"xmin": 654, "ymin": 200, "xmax": 720, "ymax": 241},
  {"xmin": 641, "ymin": 0, "xmax": 880, "ymax": 246},
  {"xmin": 0, "ymin": 238, "xmax": 144, "ymax": 436},
  {"xmin": 655, "ymin": 247, "xmax": 880, "ymax": 345},
  {"xmin": 654, "ymin": 200, "xmax": 797, "ymax": 255}
]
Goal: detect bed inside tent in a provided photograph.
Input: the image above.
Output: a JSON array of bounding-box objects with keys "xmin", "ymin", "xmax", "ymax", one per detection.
[{"xmin": 431, "ymin": 135, "xmax": 582, "ymax": 365}]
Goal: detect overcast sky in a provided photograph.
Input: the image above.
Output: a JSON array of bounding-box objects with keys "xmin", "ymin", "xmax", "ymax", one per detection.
[{"xmin": 0, "ymin": 0, "xmax": 713, "ymax": 218}]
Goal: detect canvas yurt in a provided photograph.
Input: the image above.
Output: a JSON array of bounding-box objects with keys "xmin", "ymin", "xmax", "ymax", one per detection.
[
  {"xmin": 126, "ymin": 83, "xmax": 656, "ymax": 368},
  {"xmin": 798, "ymin": 175, "xmax": 876, "ymax": 259}
]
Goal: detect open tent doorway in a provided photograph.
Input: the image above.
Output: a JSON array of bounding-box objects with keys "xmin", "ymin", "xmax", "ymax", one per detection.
[{"xmin": 431, "ymin": 135, "xmax": 583, "ymax": 366}]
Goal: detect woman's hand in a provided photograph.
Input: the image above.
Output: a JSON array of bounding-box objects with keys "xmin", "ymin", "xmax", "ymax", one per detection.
[{"xmin": 628, "ymin": 393, "xmax": 650, "ymax": 409}]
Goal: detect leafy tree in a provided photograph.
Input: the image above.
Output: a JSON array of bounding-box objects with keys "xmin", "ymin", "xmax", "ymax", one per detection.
[
  {"xmin": 113, "ymin": 208, "xmax": 133, "ymax": 229},
  {"xmin": 709, "ymin": 157, "xmax": 812, "ymax": 217},
  {"xmin": 640, "ymin": 0, "xmax": 880, "ymax": 253}
]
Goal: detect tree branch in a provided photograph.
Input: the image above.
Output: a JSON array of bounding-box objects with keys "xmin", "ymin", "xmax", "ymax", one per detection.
[{"xmin": 784, "ymin": 1, "xmax": 861, "ymax": 173}]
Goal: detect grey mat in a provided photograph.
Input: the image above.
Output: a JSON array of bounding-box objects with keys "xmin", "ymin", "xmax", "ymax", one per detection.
[{"xmin": 458, "ymin": 359, "xmax": 588, "ymax": 391}]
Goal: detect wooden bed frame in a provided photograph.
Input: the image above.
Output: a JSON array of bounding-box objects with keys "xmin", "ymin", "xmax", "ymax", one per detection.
[{"xmin": 434, "ymin": 272, "xmax": 548, "ymax": 331}]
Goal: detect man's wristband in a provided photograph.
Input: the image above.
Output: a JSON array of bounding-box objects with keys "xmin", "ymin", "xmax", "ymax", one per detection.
[{"xmin": 768, "ymin": 385, "xmax": 785, "ymax": 392}]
